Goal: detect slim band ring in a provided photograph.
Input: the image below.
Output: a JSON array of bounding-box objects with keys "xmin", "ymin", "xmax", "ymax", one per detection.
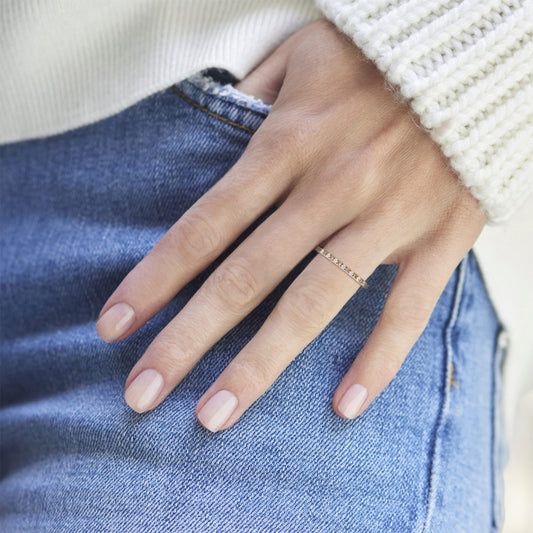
[{"xmin": 314, "ymin": 244, "xmax": 370, "ymax": 289}]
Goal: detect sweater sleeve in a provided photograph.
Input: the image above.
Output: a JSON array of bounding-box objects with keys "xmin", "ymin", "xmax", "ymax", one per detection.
[{"xmin": 314, "ymin": 0, "xmax": 533, "ymax": 224}]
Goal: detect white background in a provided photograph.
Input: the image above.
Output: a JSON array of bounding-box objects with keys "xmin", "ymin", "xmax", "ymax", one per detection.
[{"xmin": 475, "ymin": 196, "xmax": 533, "ymax": 532}]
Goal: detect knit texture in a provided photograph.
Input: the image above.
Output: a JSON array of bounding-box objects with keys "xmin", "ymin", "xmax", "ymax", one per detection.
[{"xmin": 316, "ymin": 0, "xmax": 533, "ymax": 223}]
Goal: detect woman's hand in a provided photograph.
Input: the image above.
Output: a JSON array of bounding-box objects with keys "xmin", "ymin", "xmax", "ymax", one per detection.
[{"xmin": 95, "ymin": 19, "xmax": 485, "ymax": 431}]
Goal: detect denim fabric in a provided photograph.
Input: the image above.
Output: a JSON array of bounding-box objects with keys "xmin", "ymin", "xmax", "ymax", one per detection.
[{"xmin": 0, "ymin": 67, "xmax": 506, "ymax": 532}]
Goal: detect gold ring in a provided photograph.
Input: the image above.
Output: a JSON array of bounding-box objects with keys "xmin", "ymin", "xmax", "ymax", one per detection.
[{"xmin": 314, "ymin": 244, "xmax": 369, "ymax": 289}]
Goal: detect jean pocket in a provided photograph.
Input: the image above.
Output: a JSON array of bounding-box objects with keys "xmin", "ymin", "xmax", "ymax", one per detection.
[
  {"xmin": 173, "ymin": 67, "xmax": 272, "ymax": 133},
  {"xmin": 198, "ymin": 67, "xmax": 273, "ymax": 112},
  {"xmin": 492, "ymin": 324, "xmax": 509, "ymax": 532}
]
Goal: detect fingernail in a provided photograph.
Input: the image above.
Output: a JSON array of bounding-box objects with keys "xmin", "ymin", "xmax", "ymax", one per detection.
[
  {"xmin": 124, "ymin": 369, "xmax": 164, "ymax": 412},
  {"xmin": 197, "ymin": 390, "xmax": 238, "ymax": 432},
  {"xmin": 96, "ymin": 302, "xmax": 135, "ymax": 342},
  {"xmin": 338, "ymin": 384, "xmax": 368, "ymax": 419}
]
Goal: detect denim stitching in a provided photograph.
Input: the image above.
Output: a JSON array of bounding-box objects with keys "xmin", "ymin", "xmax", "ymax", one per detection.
[
  {"xmin": 449, "ymin": 362, "xmax": 459, "ymax": 389},
  {"xmin": 172, "ymin": 86, "xmax": 258, "ymax": 134},
  {"xmin": 421, "ymin": 254, "xmax": 468, "ymax": 532}
]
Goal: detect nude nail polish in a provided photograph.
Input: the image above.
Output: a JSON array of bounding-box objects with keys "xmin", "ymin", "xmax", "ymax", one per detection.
[
  {"xmin": 95, "ymin": 302, "xmax": 135, "ymax": 342},
  {"xmin": 197, "ymin": 390, "xmax": 238, "ymax": 432},
  {"xmin": 124, "ymin": 369, "xmax": 164, "ymax": 412},
  {"xmin": 338, "ymin": 384, "xmax": 368, "ymax": 419}
]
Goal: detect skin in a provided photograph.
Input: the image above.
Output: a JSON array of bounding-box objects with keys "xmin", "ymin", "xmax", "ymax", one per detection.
[{"xmin": 95, "ymin": 19, "xmax": 486, "ymax": 430}]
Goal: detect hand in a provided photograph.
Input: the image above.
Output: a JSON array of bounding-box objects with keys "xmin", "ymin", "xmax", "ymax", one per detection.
[{"xmin": 95, "ymin": 19, "xmax": 486, "ymax": 431}]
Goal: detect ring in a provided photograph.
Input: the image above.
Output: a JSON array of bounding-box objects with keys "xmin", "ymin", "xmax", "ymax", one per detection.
[{"xmin": 314, "ymin": 244, "xmax": 370, "ymax": 289}]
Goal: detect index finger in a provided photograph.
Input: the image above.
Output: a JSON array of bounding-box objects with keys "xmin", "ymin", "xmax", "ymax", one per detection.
[{"xmin": 95, "ymin": 139, "xmax": 292, "ymax": 343}]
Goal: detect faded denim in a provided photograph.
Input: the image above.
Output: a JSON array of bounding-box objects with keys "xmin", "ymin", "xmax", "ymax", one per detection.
[{"xmin": 0, "ymin": 68, "xmax": 507, "ymax": 532}]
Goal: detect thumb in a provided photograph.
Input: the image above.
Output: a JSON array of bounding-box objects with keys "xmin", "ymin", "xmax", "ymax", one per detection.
[{"xmin": 233, "ymin": 34, "xmax": 296, "ymax": 105}]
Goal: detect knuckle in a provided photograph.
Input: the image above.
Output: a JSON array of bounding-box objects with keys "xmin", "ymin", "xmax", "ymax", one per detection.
[
  {"xmin": 149, "ymin": 335, "xmax": 198, "ymax": 378},
  {"xmin": 341, "ymin": 153, "xmax": 380, "ymax": 207},
  {"xmin": 231, "ymin": 356, "xmax": 276, "ymax": 392},
  {"xmin": 208, "ymin": 259, "xmax": 260, "ymax": 313},
  {"xmin": 383, "ymin": 294, "xmax": 433, "ymax": 339},
  {"xmin": 352, "ymin": 111, "xmax": 416, "ymax": 197},
  {"xmin": 279, "ymin": 278, "xmax": 331, "ymax": 336},
  {"xmin": 247, "ymin": 113, "xmax": 320, "ymax": 171},
  {"xmin": 281, "ymin": 114, "xmax": 318, "ymax": 148},
  {"xmin": 373, "ymin": 349, "xmax": 405, "ymax": 381},
  {"xmin": 175, "ymin": 208, "xmax": 221, "ymax": 261}
]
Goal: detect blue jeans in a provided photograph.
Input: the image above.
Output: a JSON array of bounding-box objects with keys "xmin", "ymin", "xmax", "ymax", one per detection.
[{"xmin": 0, "ymin": 68, "xmax": 507, "ymax": 532}]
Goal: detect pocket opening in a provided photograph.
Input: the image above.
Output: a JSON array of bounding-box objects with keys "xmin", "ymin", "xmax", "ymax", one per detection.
[
  {"xmin": 173, "ymin": 68, "xmax": 272, "ymax": 133},
  {"xmin": 183, "ymin": 68, "xmax": 272, "ymax": 116}
]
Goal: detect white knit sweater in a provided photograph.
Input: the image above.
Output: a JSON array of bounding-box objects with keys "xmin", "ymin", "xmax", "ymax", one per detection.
[{"xmin": 1, "ymin": 1, "xmax": 532, "ymax": 422}]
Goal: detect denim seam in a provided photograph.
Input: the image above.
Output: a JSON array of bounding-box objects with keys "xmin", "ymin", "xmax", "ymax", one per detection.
[
  {"xmin": 172, "ymin": 86, "xmax": 258, "ymax": 134},
  {"xmin": 491, "ymin": 326, "xmax": 508, "ymax": 532},
  {"xmin": 421, "ymin": 254, "xmax": 468, "ymax": 533}
]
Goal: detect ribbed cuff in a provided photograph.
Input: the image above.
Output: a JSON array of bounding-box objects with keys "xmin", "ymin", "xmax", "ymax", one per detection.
[{"xmin": 316, "ymin": 0, "xmax": 533, "ymax": 224}]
